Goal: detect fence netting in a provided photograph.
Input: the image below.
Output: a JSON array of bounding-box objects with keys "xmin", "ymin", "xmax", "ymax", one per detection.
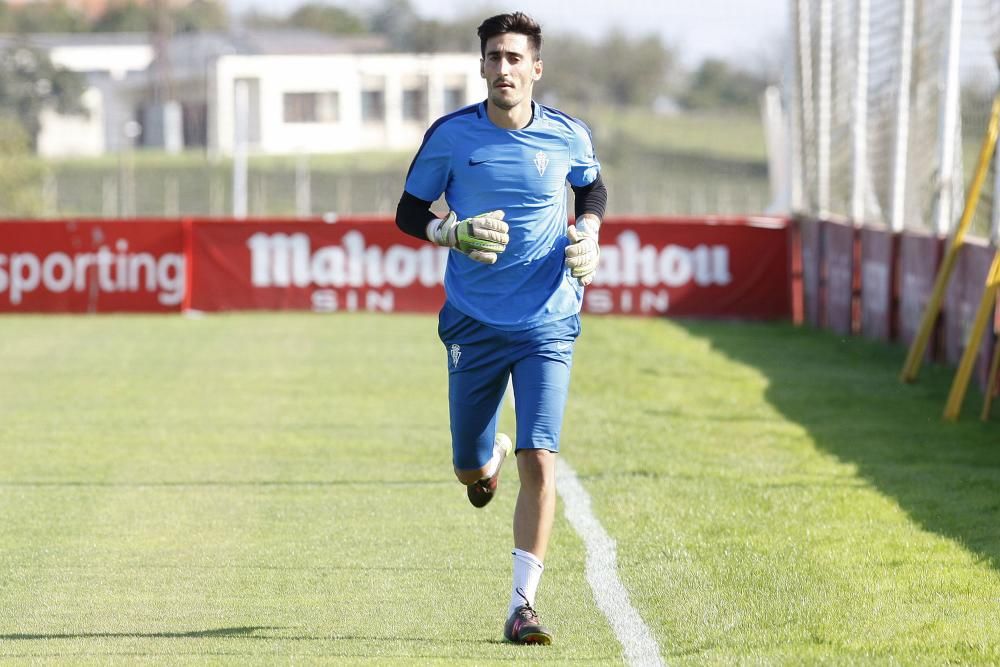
[{"xmin": 791, "ymin": 0, "xmax": 1000, "ymax": 237}]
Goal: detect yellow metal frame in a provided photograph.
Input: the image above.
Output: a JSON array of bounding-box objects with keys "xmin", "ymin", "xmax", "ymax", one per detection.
[
  {"xmin": 944, "ymin": 254, "xmax": 1000, "ymax": 420},
  {"xmin": 899, "ymin": 93, "xmax": 1000, "ymax": 383},
  {"xmin": 980, "ymin": 317, "xmax": 1000, "ymax": 420}
]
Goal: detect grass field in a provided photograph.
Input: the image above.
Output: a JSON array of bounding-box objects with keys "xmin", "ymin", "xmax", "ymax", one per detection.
[{"xmin": 2, "ymin": 313, "xmax": 1000, "ymax": 663}]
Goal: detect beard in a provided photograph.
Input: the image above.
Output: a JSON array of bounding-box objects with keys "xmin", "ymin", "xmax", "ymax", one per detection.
[{"xmin": 489, "ymin": 88, "xmax": 521, "ymax": 111}]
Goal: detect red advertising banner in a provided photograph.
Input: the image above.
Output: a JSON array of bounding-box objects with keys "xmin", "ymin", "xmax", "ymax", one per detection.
[
  {"xmin": 0, "ymin": 217, "xmax": 790, "ymax": 319},
  {"xmin": 799, "ymin": 218, "xmax": 822, "ymax": 327},
  {"xmin": 859, "ymin": 226, "xmax": 894, "ymax": 341},
  {"xmin": 897, "ymin": 231, "xmax": 942, "ymax": 349},
  {"xmin": 582, "ymin": 217, "xmax": 790, "ymax": 318},
  {"xmin": 189, "ymin": 218, "xmax": 448, "ymax": 313},
  {"xmin": 188, "ymin": 217, "xmax": 791, "ymax": 318},
  {"xmin": 823, "ymin": 220, "xmax": 855, "ymax": 335},
  {"xmin": 0, "ymin": 220, "xmax": 184, "ymax": 312}
]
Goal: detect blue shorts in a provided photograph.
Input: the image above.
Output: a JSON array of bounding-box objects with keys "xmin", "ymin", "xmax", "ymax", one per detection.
[{"xmin": 437, "ymin": 301, "xmax": 581, "ymax": 471}]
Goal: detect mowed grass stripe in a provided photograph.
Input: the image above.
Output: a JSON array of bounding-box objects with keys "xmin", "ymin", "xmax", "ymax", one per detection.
[
  {"xmin": 5, "ymin": 313, "xmax": 1000, "ymax": 662},
  {"xmin": 0, "ymin": 314, "xmax": 620, "ymax": 663},
  {"xmin": 565, "ymin": 317, "xmax": 1000, "ymax": 663}
]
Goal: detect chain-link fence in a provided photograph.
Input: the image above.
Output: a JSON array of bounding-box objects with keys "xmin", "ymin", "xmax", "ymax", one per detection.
[
  {"xmin": 40, "ymin": 160, "xmax": 406, "ymax": 219},
  {"xmin": 30, "ymin": 149, "xmax": 771, "ymax": 220}
]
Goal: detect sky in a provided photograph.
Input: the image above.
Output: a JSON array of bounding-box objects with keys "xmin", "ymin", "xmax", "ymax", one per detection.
[{"xmin": 226, "ymin": 0, "xmax": 792, "ymax": 66}]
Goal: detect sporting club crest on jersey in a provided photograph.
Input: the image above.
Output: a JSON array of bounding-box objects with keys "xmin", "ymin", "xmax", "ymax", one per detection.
[
  {"xmin": 534, "ymin": 151, "xmax": 549, "ymax": 177},
  {"xmin": 450, "ymin": 344, "xmax": 461, "ymax": 367}
]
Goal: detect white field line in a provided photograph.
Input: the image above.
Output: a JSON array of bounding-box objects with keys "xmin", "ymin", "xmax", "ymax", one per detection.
[
  {"xmin": 556, "ymin": 458, "xmax": 666, "ymax": 667},
  {"xmin": 505, "ymin": 378, "xmax": 663, "ymax": 665}
]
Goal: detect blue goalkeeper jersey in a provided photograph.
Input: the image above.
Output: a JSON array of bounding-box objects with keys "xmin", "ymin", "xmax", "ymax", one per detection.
[{"xmin": 404, "ymin": 100, "xmax": 601, "ymax": 330}]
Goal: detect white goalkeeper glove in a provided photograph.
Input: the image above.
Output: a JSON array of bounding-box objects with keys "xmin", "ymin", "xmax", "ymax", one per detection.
[
  {"xmin": 427, "ymin": 210, "xmax": 508, "ymax": 265},
  {"xmin": 564, "ymin": 218, "xmax": 600, "ymax": 286}
]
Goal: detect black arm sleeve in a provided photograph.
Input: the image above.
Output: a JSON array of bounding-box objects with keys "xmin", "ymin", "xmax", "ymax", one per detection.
[
  {"xmin": 395, "ymin": 190, "xmax": 438, "ymax": 241},
  {"xmin": 571, "ymin": 173, "xmax": 608, "ymax": 220}
]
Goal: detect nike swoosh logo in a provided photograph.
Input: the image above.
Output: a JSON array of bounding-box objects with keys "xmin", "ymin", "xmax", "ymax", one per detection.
[{"xmin": 468, "ymin": 158, "xmax": 490, "ymax": 166}]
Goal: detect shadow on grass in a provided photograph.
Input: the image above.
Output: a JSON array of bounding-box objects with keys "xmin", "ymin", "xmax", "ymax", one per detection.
[{"xmin": 677, "ymin": 319, "xmax": 1000, "ymax": 568}]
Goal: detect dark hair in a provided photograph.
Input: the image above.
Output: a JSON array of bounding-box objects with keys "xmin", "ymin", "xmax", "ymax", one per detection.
[{"xmin": 477, "ymin": 12, "xmax": 542, "ymax": 60}]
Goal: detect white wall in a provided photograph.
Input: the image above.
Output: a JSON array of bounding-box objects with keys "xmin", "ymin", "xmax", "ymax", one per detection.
[
  {"xmin": 49, "ymin": 44, "xmax": 153, "ymax": 80},
  {"xmin": 37, "ymin": 87, "xmax": 104, "ymax": 157},
  {"xmin": 212, "ymin": 53, "xmax": 482, "ymax": 156}
]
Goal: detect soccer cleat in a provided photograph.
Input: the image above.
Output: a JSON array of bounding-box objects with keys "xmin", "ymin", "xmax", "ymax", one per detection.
[
  {"xmin": 466, "ymin": 433, "xmax": 513, "ymax": 508},
  {"xmin": 504, "ymin": 590, "xmax": 553, "ymax": 645}
]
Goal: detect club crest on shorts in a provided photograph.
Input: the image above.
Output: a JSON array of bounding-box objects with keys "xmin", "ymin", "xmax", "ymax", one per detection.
[
  {"xmin": 450, "ymin": 344, "xmax": 462, "ymax": 367},
  {"xmin": 534, "ymin": 151, "xmax": 549, "ymax": 177}
]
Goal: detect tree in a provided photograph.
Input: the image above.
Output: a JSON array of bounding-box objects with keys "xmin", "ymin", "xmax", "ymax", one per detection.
[
  {"xmin": 91, "ymin": 1, "xmax": 152, "ymax": 32},
  {"xmin": 369, "ymin": 0, "xmax": 478, "ymax": 52},
  {"xmin": 172, "ymin": 0, "xmax": 227, "ymax": 33},
  {"xmin": 369, "ymin": 0, "xmax": 420, "ymax": 45},
  {"xmin": 242, "ymin": 3, "xmax": 365, "ymax": 36},
  {"xmin": 537, "ymin": 31, "xmax": 675, "ymax": 110},
  {"xmin": 679, "ymin": 58, "xmax": 768, "ymax": 112},
  {"xmin": 0, "ymin": 1, "xmax": 88, "ymax": 33},
  {"xmin": 92, "ymin": 1, "xmax": 227, "ymax": 36},
  {"xmin": 0, "ymin": 116, "xmax": 44, "ymax": 216},
  {"xmin": 598, "ymin": 31, "xmax": 674, "ymax": 107},
  {"xmin": 0, "ymin": 44, "xmax": 87, "ymax": 149},
  {"xmin": 286, "ymin": 3, "xmax": 364, "ymax": 35},
  {"xmin": 405, "ymin": 15, "xmax": 480, "ymax": 53}
]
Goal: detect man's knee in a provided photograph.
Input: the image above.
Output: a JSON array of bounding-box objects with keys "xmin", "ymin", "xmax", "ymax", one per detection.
[{"xmin": 516, "ymin": 448, "xmax": 556, "ymax": 489}]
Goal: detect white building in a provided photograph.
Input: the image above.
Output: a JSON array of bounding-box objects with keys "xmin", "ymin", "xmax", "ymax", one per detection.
[
  {"xmin": 10, "ymin": 30, "xmax": 482, "ymax": 157},
  {"xmin": 206, "ymin": 52, "xmax": 481, "ymax": 156}
]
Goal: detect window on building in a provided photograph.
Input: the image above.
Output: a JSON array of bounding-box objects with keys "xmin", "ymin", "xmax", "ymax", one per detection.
[
  {"xmin": 284, "ymin": 92, "xmax": 340, "ymax": 124},
  {"xmin": 361, "ymin": 89, "xmax": 385, "ymax": 123},
  {"xmin": 402, "ymin": 87, "xmax": 427, "ymax": 122},
  {"xmin": 443, "ymin": 86, "xmax": 465, "ymax": 112}
]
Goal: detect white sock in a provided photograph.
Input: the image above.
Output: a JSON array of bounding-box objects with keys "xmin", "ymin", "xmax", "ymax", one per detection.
[{"xmin": 508, "ymin": 548, "xmax": 544, "ymax": 617}]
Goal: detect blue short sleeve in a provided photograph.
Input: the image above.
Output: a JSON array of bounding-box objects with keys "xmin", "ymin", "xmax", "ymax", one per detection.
[
  {"xmin": 405, "ymin": 123, "xmax": 453, "ymax": 202},
  {"xmin": 566, "ymin": 119, "xmax": 600, "ymax": 188},
  {"xmin": 404, "ymin": 102, "xmax": 599, "ymax": 331}
]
